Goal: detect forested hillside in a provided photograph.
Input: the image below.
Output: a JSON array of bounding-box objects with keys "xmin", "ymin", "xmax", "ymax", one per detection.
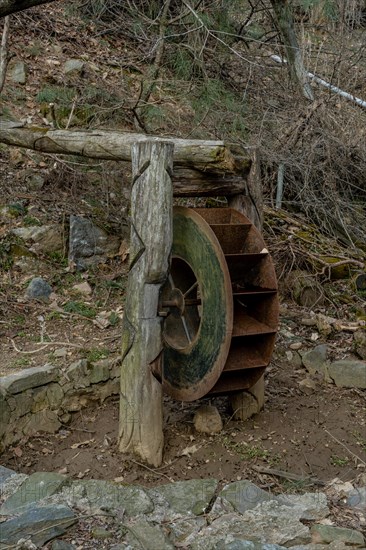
[{"xmin": 1, "ymin": 0, "xmax": 366, "ymax": 246}]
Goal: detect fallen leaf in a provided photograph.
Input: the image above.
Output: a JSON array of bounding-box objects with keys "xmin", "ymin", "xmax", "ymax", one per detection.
[
  {"xmin": 179, "ymin": 444, "xmax": 200, "ymax": 457},
  {"xmin": 114, "ymin": 476, "xmax": 124, "ymax": 483},
  {"xmin": 13, "ymin": 446, "xmax": 23, "ymax": 457},
  {"xmin": 118, "ymin": 240, "xmax": 129, "ymax": 262},
  {"xmin": 71, "ymin": 438, "xmax": 95, "ymax": 449}
]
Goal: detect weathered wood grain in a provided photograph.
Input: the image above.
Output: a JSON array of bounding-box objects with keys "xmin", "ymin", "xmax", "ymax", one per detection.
[
  {"xmin": 118, "ymin": 139, "xmax": 173, "ymax": 467},
  {"xmin": 0, "ymin": 126, "xmax": 248, "ymax": 174}
]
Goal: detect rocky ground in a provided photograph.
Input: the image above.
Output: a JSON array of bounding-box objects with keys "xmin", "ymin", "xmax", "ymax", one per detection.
[{"xmin": 0, "ymin": 462, "xmax": 365, "ymax": 549}]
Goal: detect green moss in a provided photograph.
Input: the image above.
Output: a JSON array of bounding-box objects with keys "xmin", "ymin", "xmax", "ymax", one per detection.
[{"xmin": 63, "ymin": 300, "xmax": 96, "ymax": 318}]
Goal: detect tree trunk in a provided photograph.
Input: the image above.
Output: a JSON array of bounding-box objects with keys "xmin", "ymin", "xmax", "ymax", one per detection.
[
  {"xmin": 270, "ymin": 0, "xmax": 314, "ymax": 101},
  {"xmin": 118, "ymin": 139, "xmax": 174, "ymax": 467},
  {"xmin": 228, "ymin": 147, "xmax": 262, "ymax": 230}
]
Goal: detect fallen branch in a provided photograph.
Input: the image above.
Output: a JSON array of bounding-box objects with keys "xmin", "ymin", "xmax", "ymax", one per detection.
[
  {"xmin": 11, "ymin": 339, "xmax": 48, "ymax": 354},
  {"xmin": 324, "ymin": 429, "xmax": 366, "ymax": 466},
  {"xmin": 252, "ymin": 465, "xmax": 324, "ymax": 485},
  {"xmin": 11, "ymin": 339, "xmax": 83, "ymax": 354},
  {"xmin": 127, "ymin": 458, "xmax": 174, "ymax": 482}
]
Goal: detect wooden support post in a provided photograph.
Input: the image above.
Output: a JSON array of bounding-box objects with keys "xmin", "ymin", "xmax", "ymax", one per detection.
[
  {"xmin": 229, "ymin": 147, "xmax": 263, "ymax": 231},
  {"xmin": 118, "ymin": 139, "xmax": 174, "ymax": 467},
  {"xmin": 229, "ymin": 148, "xmax": 266, "ymax": 420}
]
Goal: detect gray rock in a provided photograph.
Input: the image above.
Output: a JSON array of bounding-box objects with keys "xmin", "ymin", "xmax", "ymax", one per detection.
[
  {"xmin": 11, "ymin": 61, "xmax": 27, "ymax": 84},
  {"xmin": 69, "ymin": 215, "xmax": 120, "ymax": 270},
  {"xmin": 311, "ymin": 525, "xmax": 365, "ymax": 546},
  {"xmin": 347, "ymin": 487, "xmax": 366, "ymax": 512},
  {"xmin": 0, "ymin": 472, "xmax": 68, "ymax": 515},
  {"xmin": 219, "ymin": 481, "xmax": 273, "ymax": 514},
  {"xmin": 328, "ymin": 359, "xmax": 366, "ymax": 389},
  {"xmin": 167, "ymin": 517, "xmax": 206, "ymax": 545},
  {"xmin": 125, "ymin": 518, "xmax": 174, "ymax": 549},
  {"xmin": 65, "ymin": 359, "xmax": 90, "ymax": 389},
  {"xmin": 354, "ymin": 330, "xmax": 366, "ymax": 360},
  {"xmin": 26, "ymin": 173, "xmax": 45, "ymax": 191},
  {"xmin": 277, "ymin": 492, "xmax": 329, "ymax": 520},
  {"xmin": 292, "ymin": 544, "xmax": 349, "ymax": 550},
  {"xmin": 217, "ymin": 542, "xmax": 286, "ymax": 550},
  {"xmin": 194, "ymin": 405, "xmax": 223, "ymax": 433},
  {"xmin": 64, "ymin": 59, "xmax": 85, "ymax": 74},
  {"xmin": 149, "ymin": 479, "xmax": 218, "ymax": 516},
  {"xmin": 0, "ymin": 473, "xmax": 28, "ymax": 504},
  {"xmin": 0, "ymin": 465, "xmax": 16, "ymax": 489},
  {"xmin": 10, "ymin": 390, "xmax": 33, "ymax": 418},
  {"xmin": 13, "ymin": 225, "xmax": 63, "ymax": 255},
  {"xmin": 192, "ymin": 501, "xmax": 312, "ymax": 549},
  {"xmin": 0, "ymin": 363, "xmax": 58, "ymax": 394},
  {"xmin": 46, "ymin": 383, "xmax": 65, "ymax": 409},
  {"xmin": 89, "ymin": 361, "xmax": 110, "ymax": 384},
  {"xmin": 0, "ymin": 504, "xmax": 76, "ymax": 547},
  {"xmin": 51, "ymin": 541, "xmax": 76, "ymax": 550},
  {"xmin": 23, "ymin": 409, "xmax": 61, "ymax": 435},
  {"xmin": 97, "ymin": 378, "xmax": 120, "ymax": 402},
  {"xmin": 0, "ymin": 390, "xmax": 11, "ymax": 439},
  {"xmin": 26, "ymin": 277, "xmax": 53, "ymax": 301},
  {"xmin": 302, "ymin": 345, "xmax": 330, "ymax": 379},
  {"xmin": 59, "ymin": 480, "xmax": 153, "ymax": 516}
]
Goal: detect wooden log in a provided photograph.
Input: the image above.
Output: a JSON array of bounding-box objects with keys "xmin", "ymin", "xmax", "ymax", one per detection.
[
  {"xmin": 0, "ymin": 125, "xmax": 249, "ymax": 174},
  {"xmin": 172, "ymin": 167, "xmax": 249, "ymax": 196},
  {"xmin": 229, "ymin": 376, "xmax": 265, "ymax": 421},
  {"xmin": 118, "ymin": 139, "xmax": 174, "ymax": 467}
]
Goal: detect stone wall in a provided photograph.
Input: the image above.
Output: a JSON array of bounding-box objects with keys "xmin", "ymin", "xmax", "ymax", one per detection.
[{"xmin": 0, "ymin": 358, "xmax": 121, "ymax": 452}]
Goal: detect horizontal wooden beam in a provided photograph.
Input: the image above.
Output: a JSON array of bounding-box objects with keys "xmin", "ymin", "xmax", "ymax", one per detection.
[
  {"xmin": 172, "ymin": 168, "xmax": 248, "ymax": 196},
  {"xmin": 0, "ymin": 125, "xmax": 250, "ymax": 176}
]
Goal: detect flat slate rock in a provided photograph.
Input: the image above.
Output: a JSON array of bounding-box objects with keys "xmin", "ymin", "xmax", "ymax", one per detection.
[
  {"xmin": 277, "ymin": 492, "xmax": 329, "ymax": 520},
  {"xmin": 216, "ymin": 542, "xmax": 287, "ymax": 550},
  {"xmin": 0, "ymin": 472, "xmax": 68, "ymax": 515},
  {"xmin": 51, "ymin": 541, "xmax": 77, "ymax": 550},
  {"xmin": 0, "ymin": 363, "xmax": 58, "ymax": 394},
  {"xmin": 125, "ymin": 517, "xmax": 174, "ymax": 549},
  {"xmin": 219, "ymin": 481, "xmax": 273, "ymax": 514},
  {"xmin": 0, "ymin": 504, "xmax": 76, "ymax": 548},
  {"xmin": 328, "ymin": 360, "xmax": 366, "ymax": 389},
  {"xmin": 0, "ymin": 465, "xmax": 16, "ymax": 489},
  {"xmin": 311, "ymin": 525, "xmax": 365, "ymax": 546},
  {"xmin": 149, "ymin": 478, "xmax": 218, "ymax": 516},
  {"xmin": 190, "ymin": 500, "xmax": 312, "ymax": 550},
  {"xmin": 59, "ymin": 479, "xmax": 154, "ymax": 516}
]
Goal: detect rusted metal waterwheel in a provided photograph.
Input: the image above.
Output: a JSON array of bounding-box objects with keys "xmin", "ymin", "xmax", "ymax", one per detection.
[{"xmin": 159, "ymin": 206, "xmax": 279, "ymax": 401}]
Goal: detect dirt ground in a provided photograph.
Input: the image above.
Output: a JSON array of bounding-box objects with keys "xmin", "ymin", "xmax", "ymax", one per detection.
[{"xmin": 2, "ymin": 342, "xmax": 365, "ymax": 491}]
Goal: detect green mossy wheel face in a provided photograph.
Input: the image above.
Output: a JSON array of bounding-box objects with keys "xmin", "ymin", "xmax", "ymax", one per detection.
[{"xmin": 161, "ymin": 207, "xmax": 233, "ymax": 401}]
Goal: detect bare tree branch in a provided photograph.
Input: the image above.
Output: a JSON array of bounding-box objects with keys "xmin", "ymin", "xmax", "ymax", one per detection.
[
  {"xmin": 0, "ymin": 15, "xmax": 10, "ymax": 92},
  {"xmin": 0, "ymin": 0, "xmax": 58, "ymax": 18}
]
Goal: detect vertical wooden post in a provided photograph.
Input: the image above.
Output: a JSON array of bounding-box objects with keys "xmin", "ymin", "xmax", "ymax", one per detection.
[
  {"xmin": 229, "ymin": 147, "xmax": 263, "ymax": 231},
  {"xmin": 229, "ymin": 148, "xmax": 266, "ymax": 420},
  {"xmin": 118, "ymin": 139, "xmax": 174, "ymax": 467}
]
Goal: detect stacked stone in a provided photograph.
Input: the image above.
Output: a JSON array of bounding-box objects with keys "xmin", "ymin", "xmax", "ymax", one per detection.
[{"xmin": 0, "ymin": 358, "xmax": 121, "ymax": 451}]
